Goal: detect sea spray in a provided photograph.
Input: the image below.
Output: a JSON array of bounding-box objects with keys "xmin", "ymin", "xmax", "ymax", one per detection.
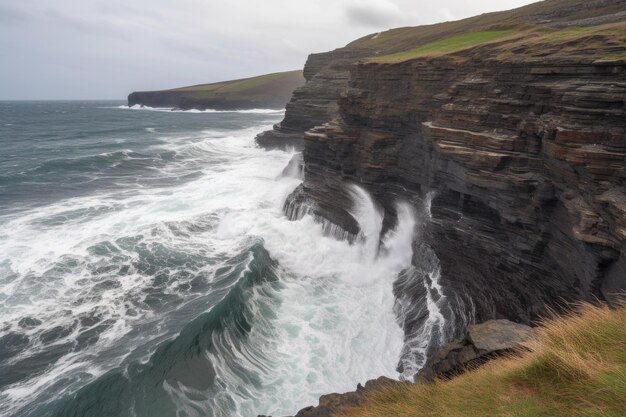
[
  {"xmin": 44, "ymin": 182, "xmax": 417, "ymax": 417},
  {"xmin": 393, "ymin": 192, "xmax": 470, "ymax": 379},
  {"xmin": 0, "ymin": 101, "xmax": 457, "ymax": 417},
  {"xmin": 0, "ymin": 102, "xmax": 419, "ymax": 417},
  {"xmin": 347, "ymin": 184, "xmax": 384, "ymax": 260}
]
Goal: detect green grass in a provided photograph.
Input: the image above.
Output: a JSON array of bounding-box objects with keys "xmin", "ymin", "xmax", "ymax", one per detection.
[
  {"xmin": 602, "ymin": 51, "xmax": 626, "ymax": 61},
  {"xmin": 339, "ymin": 301, "xmax": 626, "ymax": 417},
  {"xmin": 169, "ymin": 70, "xmax": 304, "ymax": 101},
  {"xmin": 174, "ymin": 71, "xmax": 298, "ymax": 93},
  {"xmin": 539, "ymin": 26, "xmax": 598, "ymax": 40},
  {"xmin": 347, "ymin": 0, "xmax": 625, "ymax": 54},
  {"xmin": 367, "ymin": 30, "xmax": 516, "ymax": 63},
  {"xmin": 129, "ymin": 70, "xmax": 304, "ymax": 109}
]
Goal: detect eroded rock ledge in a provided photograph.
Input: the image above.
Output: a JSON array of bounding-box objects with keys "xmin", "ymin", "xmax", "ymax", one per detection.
[{"xmin": 255, "ymin": 50, "xmax": 372, "ymax": 150}]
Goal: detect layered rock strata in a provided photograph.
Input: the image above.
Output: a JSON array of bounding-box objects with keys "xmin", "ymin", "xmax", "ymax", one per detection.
[
  {"xmin": 256, "ymin": 50, "xmax": 372, "ymax": 149},
  {"xmin": 292, "ymin": 51, "xmax": 625, "ymax": 325}
]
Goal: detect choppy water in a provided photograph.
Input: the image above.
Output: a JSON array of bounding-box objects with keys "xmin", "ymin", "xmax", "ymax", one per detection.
[{"xmin": 0, "ymin": 101, "xmax": 446, "ymax": 417}]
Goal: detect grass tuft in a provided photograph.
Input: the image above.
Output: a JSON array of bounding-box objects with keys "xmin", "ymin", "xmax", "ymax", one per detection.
[{"xmin": 338, "ymin": 301, "xmax": 626, "ymax": 417}]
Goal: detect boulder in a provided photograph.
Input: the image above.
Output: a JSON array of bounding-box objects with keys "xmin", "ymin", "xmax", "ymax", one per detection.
[
  {"xmin": 469, "ymin": 319, "xmax": 536, "ymax": 352},
  {"xmin": 416, "ymin": 319, "xmax": 535, "ymax": 382}
]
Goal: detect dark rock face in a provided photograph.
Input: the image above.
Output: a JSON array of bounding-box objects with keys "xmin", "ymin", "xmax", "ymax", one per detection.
[
  {"xmin": 127, "ymin": 91, "xmax": 294, "ymax": 111},
  {"xmin": 127, "ymin": 90, "xmax": 185, "ymax": 108},
  {"xmin": 256, "ymin": 50, "xmax": 373, "ymax": 150},
  {"xmin": 290, "ymin": 51, "xmax": 626, "ymax": 326},
  {"xmin": 291, "ymin": 377, "xmax": 410, "ymax": 417}
]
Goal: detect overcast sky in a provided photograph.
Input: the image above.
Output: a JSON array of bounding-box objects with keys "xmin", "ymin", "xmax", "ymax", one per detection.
[{"xmin": 0, "ymin": 0, "xmax": 535, "ymax": 100}]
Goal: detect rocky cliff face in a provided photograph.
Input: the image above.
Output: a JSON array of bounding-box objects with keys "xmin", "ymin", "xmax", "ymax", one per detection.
[
  {"xmin": 252, "ymin": 3, "xmax": 625, "ymax": 416},
  {"xmin": 291, "ymin": 49, "xmax": 625, "ymax": 326},
  {"xmin": 261, "ymin": 9, "xmax": 625, "ymax": 332},
  {"xmin": 256, "ymin": 50, "xmax": 372, "ymax": 149}
]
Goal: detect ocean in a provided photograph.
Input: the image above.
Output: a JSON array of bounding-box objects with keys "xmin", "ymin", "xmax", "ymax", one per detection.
[{"xmin": 0, "ymin": 101, "xmax": 427, "ymax": 417}]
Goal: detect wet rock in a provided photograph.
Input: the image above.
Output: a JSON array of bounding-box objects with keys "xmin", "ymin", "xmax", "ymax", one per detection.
[
  {"xmin": 416, "ymin": 319, "xmax": 535, "ymax": 382},
  {"xmin": 292, "ymin": 377, "xmax": 410, "ymax": 417}
]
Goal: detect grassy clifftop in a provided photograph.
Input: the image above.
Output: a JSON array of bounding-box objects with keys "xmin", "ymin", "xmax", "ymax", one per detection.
[
  {"xmin": 339, "ymin": 302, "xmax": 626, "ymax": 417},
  {"xmin": 347, "ymin": 0, "xmax": 625, "ymax": 56},
  {"xmin": 127, "ymin": 70, "xmax": 304, "ymax": 110},
  {"xmin": 365, "ymin": 22, "xmax": 625, "ymax": 63}
]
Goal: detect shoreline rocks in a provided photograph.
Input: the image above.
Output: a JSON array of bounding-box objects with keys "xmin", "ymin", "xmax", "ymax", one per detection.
[{"xmin": 263, "ymin": 319, "xmax": 535, "ymax": 417}]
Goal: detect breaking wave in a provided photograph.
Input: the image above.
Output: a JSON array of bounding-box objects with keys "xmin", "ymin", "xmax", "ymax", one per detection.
[
  {"xmin": 0, "ymin": 101, "xmax": 455, "ymax": 417},
  {"xmin": 115, "ymin": 105, "xmax": 286, "ymax": 114}
]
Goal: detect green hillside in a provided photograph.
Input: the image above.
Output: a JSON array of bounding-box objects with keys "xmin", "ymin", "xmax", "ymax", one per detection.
[
  {"xmin": 128, "ymin": 70, "xmax": 305, "ymax": 110},
  {"xmin": 348, "ymin": 0, "xmax": 625, "ymax": 55}
]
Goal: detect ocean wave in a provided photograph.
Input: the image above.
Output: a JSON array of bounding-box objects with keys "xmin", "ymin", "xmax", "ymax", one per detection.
[
  {"xmin": 112, "ymin": 105, "xmax": 286, "ymax": 114},
  {"xmin": 0, "ymin": 126, "xmax": 297, "ymax": 417},
  {"xmin": 44, "ymin": 241, "xmax": 277, "ymax": 417},
  {"xmin": 0, "ymin": 110, "xmax": 430, "ymax": 417},
  {"xmin": 39, "ymin": 181, "xmax": 419, "ymax": 417}
]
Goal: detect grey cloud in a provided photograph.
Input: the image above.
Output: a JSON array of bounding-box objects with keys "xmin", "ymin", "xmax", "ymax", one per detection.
[
  {"xmin": 0, "ymin": 4, "xmax": 30, "ymax": 25},
  {"xmin": 344, "ymin": 0, "xmax": 405, "ymax": 27},
  {"xmin": 0, "ymin": 0, "xmax": 536, "ymax": 99},
  {"xmin": 39, "ymin": 8, "xmax": 131, "ymax": 40}
]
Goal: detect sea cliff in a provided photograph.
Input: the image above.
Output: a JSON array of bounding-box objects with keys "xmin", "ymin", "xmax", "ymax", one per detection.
[
  {"xmin": 261, "ymin": 0, "xmax": 626, "ymax": 325},
  {"xmin": 256, "ymin": 1, "xmax": 626, "ymax": 412}
]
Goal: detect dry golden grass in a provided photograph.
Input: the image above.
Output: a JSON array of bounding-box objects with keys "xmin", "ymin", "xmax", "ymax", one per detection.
[{"xmin": 339, "ymin": 301, "xmax": 626, "ymax": 417}]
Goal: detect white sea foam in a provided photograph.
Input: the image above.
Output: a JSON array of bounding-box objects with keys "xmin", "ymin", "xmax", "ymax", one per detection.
[
  {"xmin": 0, "ymin": 116, "xmax": 419, "ymax": 417},
  {"xmin": 178, "ymin": 182, "xmax": 415, "ymax": 417},
  {"xmin": 155, "ymin": 182, "xmax": 418, "ymax": 416},
  {"xmin": 113, "ymin": 105, "xmax": 286, "ymax": 114}
]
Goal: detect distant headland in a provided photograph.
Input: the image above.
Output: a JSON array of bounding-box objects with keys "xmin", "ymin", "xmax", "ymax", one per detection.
[{"xmin": 127, "ymin": 70, "xmax": 304, "ymax": 110}]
